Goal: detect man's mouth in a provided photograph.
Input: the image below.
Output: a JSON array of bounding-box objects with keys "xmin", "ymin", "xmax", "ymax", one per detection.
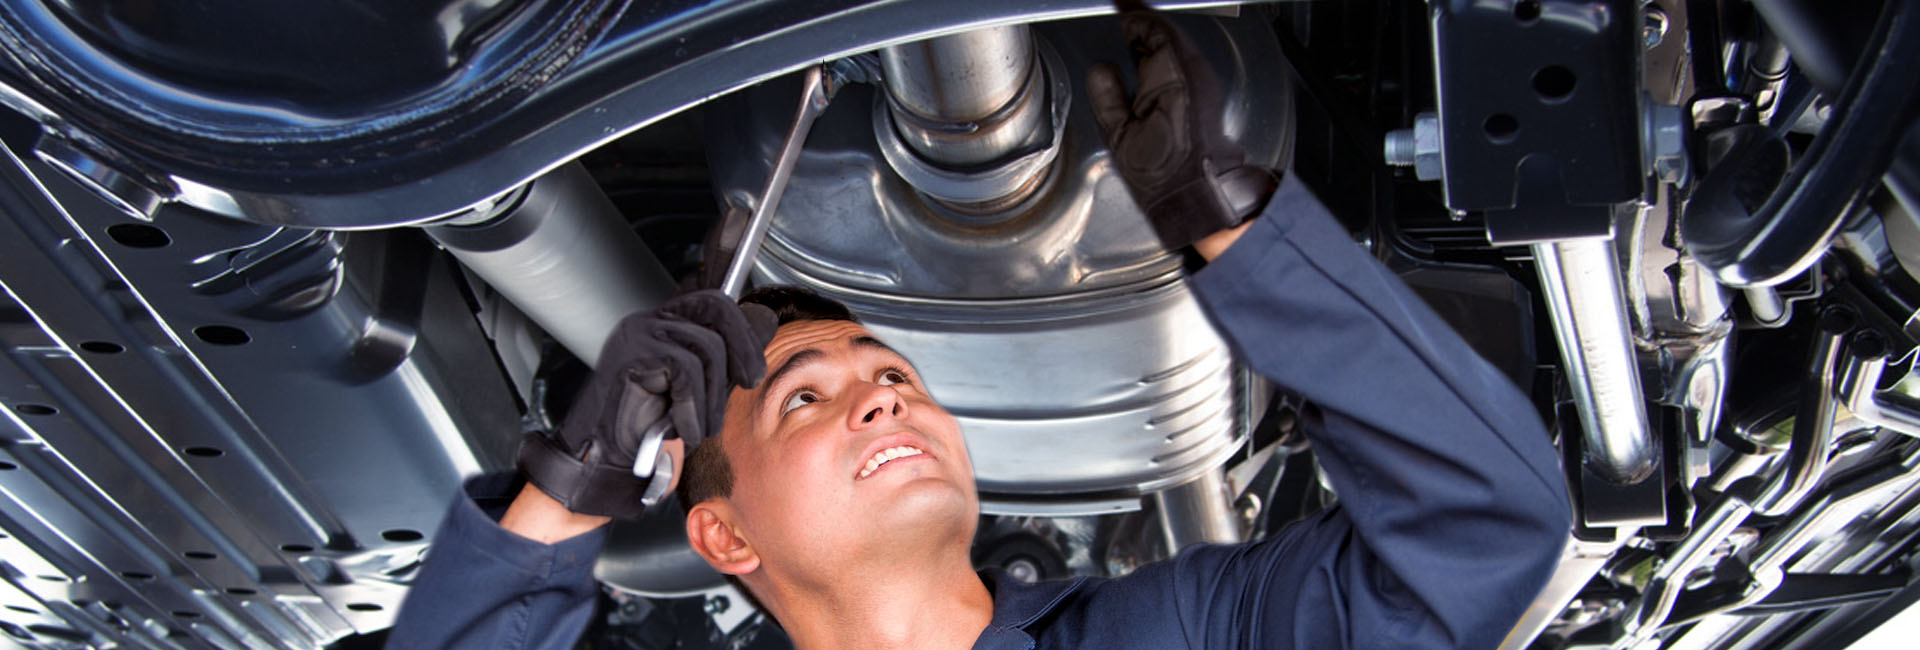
[{"xmin": 858, "ymin": 445, "xmax": 926, "ymax": 479}]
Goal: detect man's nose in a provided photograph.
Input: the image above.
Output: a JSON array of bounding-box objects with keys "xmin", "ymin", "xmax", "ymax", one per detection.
[{"xmin": 847, "ymin": 381, "xmax": 907, "ymax": 429}]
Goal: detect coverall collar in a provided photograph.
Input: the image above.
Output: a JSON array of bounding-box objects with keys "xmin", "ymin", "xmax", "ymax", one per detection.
[{"xmin": 970, "ymin": 569, "xmax": 1092, "ymax": 650}]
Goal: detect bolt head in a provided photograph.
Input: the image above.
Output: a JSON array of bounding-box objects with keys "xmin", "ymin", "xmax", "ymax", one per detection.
[{"xmin": 1412, "ymin": 112, "xmax": 1443, "ymax": 181}]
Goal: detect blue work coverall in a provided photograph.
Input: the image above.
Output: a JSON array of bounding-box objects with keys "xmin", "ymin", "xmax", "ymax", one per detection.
[{"xmin": 386, "ymin": 175, "xmax": 1574, "ymax": 649}]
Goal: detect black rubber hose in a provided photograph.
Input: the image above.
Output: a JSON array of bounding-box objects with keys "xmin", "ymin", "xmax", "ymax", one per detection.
[{"xmin": 1682, "ymin": 0, "xmax": 1920, "ymax": 287}]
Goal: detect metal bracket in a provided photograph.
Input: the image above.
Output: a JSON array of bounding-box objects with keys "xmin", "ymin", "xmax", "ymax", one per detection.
[{"xmin": 1427, "ymin": 0, "xmax": 1644, "ymax": 243}]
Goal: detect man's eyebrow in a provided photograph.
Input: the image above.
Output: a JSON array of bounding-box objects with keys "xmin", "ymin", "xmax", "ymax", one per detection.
[
  {"xmin": 851, "ymin": 335, "xmax": 910, "ymax": 364},
  {"xmin": 760, "ymin": 348, "xmax": 825, "ymax": 403},
  {"xmin": 755, "ymin": 347, "xmax": 825, "ymax": 421}
]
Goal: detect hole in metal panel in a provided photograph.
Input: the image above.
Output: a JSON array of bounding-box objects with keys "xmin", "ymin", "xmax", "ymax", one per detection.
[
  {"xmin": 1483, "ymin": 113, "xmax": 1520, "ymax": 142},
  {"xmin": 182, "ymin": 447, "xmax": 224, "ymax": 458},
  {"xmin": 12, "ymin": 404, "xmax": 56, "ymax": 416},
  {"xmin": 78, "ymin": 341, "xmax": 124, "ymax": 354},
  {"xmin": 183, "ymin": 551, "xmax": 216, "ymax": 560},
  {"xmin": 380, "ymin": 529, "xmax": 424, "ymax": 543},
  {"xmin": 4, "ymin": 605, "xmax": 35, "ymax": 615},
  {"xmin": 1532, "ymin": 65, "xmax": 1577, "ymax": 101},
  {"xmin": 0, "ymin": 462, "xmax": 15, "ymax": 471},
  {"xmin": 192, "ymin": 325, "xmax": 251, "ymax": 346},
  {"xmin": 225, "ymin": 588, "xmax": 256, "ymax": 596},
  {"xmin": 35, "ymin": 575, "xmax": 66, "ymax": 583},
  {"xmin": 345, "ymin": 603, "xmax": 383, "ymax": 612},
  {"xmin": 279, "ymin": 544, "xmax": 313, "ymax": 553},
  {"xmin": 105, "ymin": 224, "xmax": 170, "ymax": 249},
  {"xmin": 118, "ymin": 571, "xmax": 154, "ymax": 581},
  {"xmin": 171, "ymin": 611, "xmax": 199, "ymax": 619},
  {"xmin": 1514, "ymin": 0, "xmax": 1542, "ymax": 22}
]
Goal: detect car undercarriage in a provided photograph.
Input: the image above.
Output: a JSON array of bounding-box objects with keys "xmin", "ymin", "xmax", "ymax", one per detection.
[{"xmin": 1, "ymin": 0, "xmax": 1918, "ymax": 648}]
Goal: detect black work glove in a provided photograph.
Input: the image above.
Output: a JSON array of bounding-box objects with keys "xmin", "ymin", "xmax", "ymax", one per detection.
[
  {"xmin": 1087, "ymin": 0, "xmax": 1279, "ymax": 251},
  {"xmin": 518, "ymin": 290, "xmax": 778, "ymax": 518}
]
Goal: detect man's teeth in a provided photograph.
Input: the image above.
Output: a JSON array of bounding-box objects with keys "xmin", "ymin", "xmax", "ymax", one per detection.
[{"xmin": 859, "ymin": 446, "xmax": 925, "ymax": 478}]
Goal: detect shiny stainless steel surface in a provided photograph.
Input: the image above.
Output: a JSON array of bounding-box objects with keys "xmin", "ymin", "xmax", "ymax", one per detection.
[
  {"xmin": 1751, "ymin": 307, "xmax": 1852, "ymax": 516},
  {"xmin": 1619, "ymin": 493, "xmax": 1757, "ymax": 645},
  {"xmin": 1625, "ymin": 191, "xmax": 1733, "ymax": 448},
  {"xmin": 1665, "ymin": 442, "xmax": 1920, "ymax": 650},
  {"xmin": 427, "ymin": 162, "xmax": 677, "ymax": 366},
  {"xmin": 808, "ymin": 274, "xmax": 1247, "ymax": 510},
  {"xmin": 1152, "ymin": 470, "xmax": 1246, "ymax": 550},
  {"xmin": 879, "ymin": 26, "xmax": 1051, "ymax": 169},
  {"xmin": 1627, "ymin": 192, "xmax": 1733, "ymax": 336},
  {"xmin": 1751, "ymin": 443, "xmax": 1920, "ymax": 585},
  {"xmin": 1841, "ymin": 352, "xmax": 1920, "ymax": 440},
  {"xmin": 720, "ymin": 15, "xmax": 1290, "ymax": 300},
  {"xmin": 1746, "ymin": 286, "xmax": 1791, "ymax": 326},
  {"xmin": 1629, "ymin": 424, "xmax": 1920, "ymax": 641},
  {"xmin": 720, "ymin": 66, "xmax": 836, "ymax": 299},
  {"xmin": 1611, "ymin": 331, "xmax": 1918, "ymax": 648},
  {"xmin": 1534, "ymin": 238, "xmax": 1660, "ymax": 485},
  {"xmin": 882, "ymin": 26, "xmax": 1035, "ymax": 126},
  {"xmin": 871, "ymin": 38, "xmax": 1071, "ymax": 211},
  {"xmin": 710, "ymin": 14, "xmax": 1289, "ymax": 510}
]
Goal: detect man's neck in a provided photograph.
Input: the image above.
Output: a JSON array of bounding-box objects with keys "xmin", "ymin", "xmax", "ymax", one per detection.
[{"xmin": 765, "ymin": 556, "xmax": 994, "ymax": 650}]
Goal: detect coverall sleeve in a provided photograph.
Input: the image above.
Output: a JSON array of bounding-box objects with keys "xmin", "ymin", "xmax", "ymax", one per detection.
[
  {"xmin": 1131, "ymin": 175, "xmax": 1571, "ymax": 649},
  {"xmin": 384, "ymin": 473, "xmax": 607, "ymax": 650}
]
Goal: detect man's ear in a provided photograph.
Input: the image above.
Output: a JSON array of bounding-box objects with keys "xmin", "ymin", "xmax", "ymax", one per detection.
[{"xmin": 686, "ymin": 501, "xmax": 760, "ymax": 575}]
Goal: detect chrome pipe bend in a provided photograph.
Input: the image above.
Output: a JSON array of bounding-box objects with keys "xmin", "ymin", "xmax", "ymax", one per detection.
[{"xmin": 1752, "ymin": 305, "xmax": 1854, "ymax": 516}]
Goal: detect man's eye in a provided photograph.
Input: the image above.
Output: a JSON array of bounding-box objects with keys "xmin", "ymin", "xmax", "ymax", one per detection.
[
  {"xmin": 878, "ymin": 369, "xmax": 910, "ymax": 386},
  {"xmin": 782, "ymin": 389, "xmax": 819, "ymax": 414}
]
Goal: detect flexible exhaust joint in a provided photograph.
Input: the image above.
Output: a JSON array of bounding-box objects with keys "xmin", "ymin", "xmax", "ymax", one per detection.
[{"xmin": 876, "ymin": 25, "xmax": 1067, "ymax": 213}]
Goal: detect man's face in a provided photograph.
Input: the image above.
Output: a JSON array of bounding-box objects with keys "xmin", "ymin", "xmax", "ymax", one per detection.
[{"xmin": 713, "ymin": 319, "xmax": 977, "ymax": 579}]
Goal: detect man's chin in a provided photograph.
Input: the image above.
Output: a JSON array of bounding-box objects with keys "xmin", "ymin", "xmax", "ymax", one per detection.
[{"xmin": 870, "ymin": 478, "xmax": 978, "ymax": 537}]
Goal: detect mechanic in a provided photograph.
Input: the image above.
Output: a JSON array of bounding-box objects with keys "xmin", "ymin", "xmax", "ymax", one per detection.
[{"xmin": 387, "ymin": 5, "xmax": 1573, "ymax": 649}]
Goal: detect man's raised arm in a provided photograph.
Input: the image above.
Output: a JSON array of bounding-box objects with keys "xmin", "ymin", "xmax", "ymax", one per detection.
[
  {"xmin": 1181, "ymin": 175, "xmax": 1571, "ymax": 648},
  {"xmin": 1081, "ymin": 4, "xmax": 1572, "ymax": 647},
  {"xmin": 385, "ymin": 292, "xmax": 774, "ymax": 649}
]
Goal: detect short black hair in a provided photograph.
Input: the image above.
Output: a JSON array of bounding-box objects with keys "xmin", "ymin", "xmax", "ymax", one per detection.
[
  {"xmin": 676, "ymin": 285, "xmax": 859, "ymax": 510},
  {"xmin": 738, "ymin": 285, "xmax": 859, "ymax": 327}
]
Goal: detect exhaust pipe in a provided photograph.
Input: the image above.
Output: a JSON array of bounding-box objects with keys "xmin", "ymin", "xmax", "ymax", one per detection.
[
  {"xmin": 1533, "ymin": 238, "xmax": 1659, "ymax": 485},
  {"xmin": 880, "ymin": 25, "xmax": 1051, "ymax": 168},
  {"xmin": 875, "ymin": 25, "xmax": 1066, "ymax": 212},
  {"xmin": 426, "ymin": 162, "xmax": 677, "ymax": 366}
]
